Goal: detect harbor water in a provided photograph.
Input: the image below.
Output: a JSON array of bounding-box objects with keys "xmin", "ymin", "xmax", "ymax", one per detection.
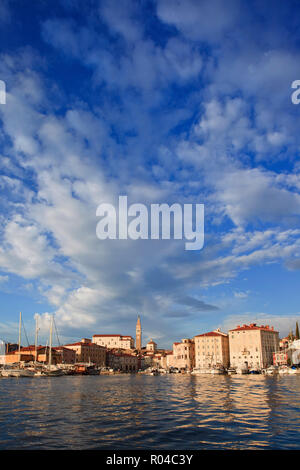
[{"xmin": 0, "ymin": 374, "xmax": 300, "ymax": 449}]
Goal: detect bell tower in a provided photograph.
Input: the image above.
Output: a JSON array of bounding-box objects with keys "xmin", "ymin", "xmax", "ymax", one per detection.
[{"xmin": 136, "ymin": 315, "xmax": 142, "ymax": 351}]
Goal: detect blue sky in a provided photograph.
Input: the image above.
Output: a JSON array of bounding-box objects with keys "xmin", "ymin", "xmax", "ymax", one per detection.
[{"xmin": 0, "ymin": 0, "xmax": 300, "ymax": 348}]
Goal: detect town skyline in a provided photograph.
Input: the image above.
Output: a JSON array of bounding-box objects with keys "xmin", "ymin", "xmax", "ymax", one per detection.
[
  {"xmin": 3, "ymin": 314, "xmax": 297, "ymax": 373},
  {"xmin": 1, "ymin": 311, "xmax": 300, "ymax": 352}
]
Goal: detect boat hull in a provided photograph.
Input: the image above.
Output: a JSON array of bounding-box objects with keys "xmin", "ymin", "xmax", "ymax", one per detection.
[{"xmin": 1, "ymin": 369, "xmax": 35, "ymax": 377}]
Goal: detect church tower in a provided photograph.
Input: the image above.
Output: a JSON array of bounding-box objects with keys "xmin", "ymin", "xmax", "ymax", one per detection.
[{"xmin": 136, "ymin": 315, "xmax": 142, "ymax": 351}]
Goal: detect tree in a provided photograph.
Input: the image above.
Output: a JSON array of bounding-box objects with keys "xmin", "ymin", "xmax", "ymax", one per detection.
[{"xmin": 296, "ymin": 322, "xmax": 300, "ymax": 340}]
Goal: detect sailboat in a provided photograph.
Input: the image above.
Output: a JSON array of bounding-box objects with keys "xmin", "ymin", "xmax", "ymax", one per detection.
[
  {"xmin": 41, "ymin": 315, "xmax": 63, "ymax": 376},
  {"xmin": 1, "ymin": 313, "xmax": 35, "ymax": 377}
]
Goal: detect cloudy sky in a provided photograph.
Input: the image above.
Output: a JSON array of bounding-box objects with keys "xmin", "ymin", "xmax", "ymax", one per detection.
[{"xmin": 0, "ymin": 0, "xmax": 300, "ymax": 347}]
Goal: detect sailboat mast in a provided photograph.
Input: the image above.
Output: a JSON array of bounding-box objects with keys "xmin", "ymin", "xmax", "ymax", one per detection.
[
  {"xmin": 35, "ymin": 316, "xmax": 39, "ymax": 364},
  {"xmin": 18, "ymin": 311, "xmax": 22, "ymax": 360},
  {"xmin": 49, "ymin": 315, "xmax": 53, "ymax": 369}
]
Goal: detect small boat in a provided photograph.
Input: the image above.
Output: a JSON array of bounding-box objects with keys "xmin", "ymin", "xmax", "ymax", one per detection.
[
  {"xmin": 278, "ymin": 366, "xmax": 289, "ymax": 374},
  {"xmin": 288, "ymin": 367, "xmax": 297, "ymax": 374},
  {"xmin": 191, "ymin": 368, "xmax": 211, "ymax": 375},
  {"xmin": 227, "ymin": 368, "xmax": 237, "ymax": 375},
  {"xmin": 249, "ymin": 368, "xmax": 261, "ymax": 374},
  {"xmin": 210, "ymin": 367, "xmax": 225, "ymax": 374},
  {"xmin": 1, "ymin": 367, "xmax": 35, "ymax": 377},
  {"xmin": 236, "ymin": 367, "xmax": 248, "ymax": 375},
  {"xmin": 44, "ymin": 367, "xmax": 64, "ymax": 376},
  {"xmin": 33, "ymin": 365, "xmax": 64, "ymax": 377},
  {"xmin": 265, "ymin": 365, "xmax": 277, "ymax": 375},
  {"xmin": 74, "ymin": 363, "xmax": 99, "ymax": 375},
  {"xmin": 145, "ymin": 368, "xmax": 159, "ymax": 376}
]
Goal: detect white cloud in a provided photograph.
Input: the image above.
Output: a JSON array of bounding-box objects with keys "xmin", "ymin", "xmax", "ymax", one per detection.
[{"xmin": 156, "ymin": 0, "xmax": 239, "ymax": 41}]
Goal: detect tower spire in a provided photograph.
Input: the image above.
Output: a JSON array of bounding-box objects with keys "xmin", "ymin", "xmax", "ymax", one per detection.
[{"xmin": 136, "ymin": 315, "xmax": 142, "ymax": 351}]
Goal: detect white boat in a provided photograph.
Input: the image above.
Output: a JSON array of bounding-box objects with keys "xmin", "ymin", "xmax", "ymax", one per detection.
[
  {"xmin": 227, "ymin": 368, "xmax": 237, "ymax": 375},
  {"xmin": 1, "ymin": 367, "xmax": 35, "ymax": 377},
  {"xmin": 288, "ymin": 367, "xmax": 297, "ymax": 374},
  {"xmin": 265, "ymin": 365, "xmax": 277, "ymax": 375},
  {"xmin": 1, "ymin": 313, "xmax": 35, "ymax": 378},
  {"xmin": 236, "ymin": 367, "xmax": 248, "ymax": 375},
  {"xmin": 34, "ymin": 366, "xmax": 64, "ymax": 377},
  {"xmin": 210, "ymin": 367, "xmax": 225, "ymax": 374},
  {"xmin": 191, "ymin": 368, "xmax": 211, "ymax": 375},
  {"xmin": 278, "ymin": 366, "xmax": 289, "ymax": 374}
]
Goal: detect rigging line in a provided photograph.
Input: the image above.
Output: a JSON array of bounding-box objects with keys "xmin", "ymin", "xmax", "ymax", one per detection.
[
  {"xmin": 22, "ymin": 318, "xmax": 30, "ymax": 347},
  {"xmin": 53, "ymin": 316, "xmax": 61, "ymax": 346}
]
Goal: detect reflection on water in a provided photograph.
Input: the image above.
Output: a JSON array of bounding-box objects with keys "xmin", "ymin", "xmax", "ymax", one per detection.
[{"xmin": 0, "ymin": 375, "xmax": 300, "ymax": 449}]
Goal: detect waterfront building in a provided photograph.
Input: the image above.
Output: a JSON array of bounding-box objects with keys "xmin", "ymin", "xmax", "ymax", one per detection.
[
  {"xmin": 229, "ymin": 323, "xmax": 279, "ymax": 369},
  {"xmin": 64, "ymin": 338, "xmax": 106, "ymax": 366},
  {"xmin": 152, "ymin": 351, "xmax": 170, "ymax": 369},
  {"xmin": 136, "ymin": 315, "xmax": 142, "ymax": 351},
  {"xmin": 3, "ymin": 345, "xmax": 62, "ymax": 364},
  {"xmin": 0, "ymin": 341, "xmax": 19, "ymax": 363},
  {"xmin": 106, "ymin": 349, "xmax": 139, "ymax": 371},
  {"xmin": 273, "ymin": 351, "xmax": 289, "ymax": 366},
  {"xmin": 194, "ymin": 329, "xmax": 229, "ymax": 369},
  {"xmin": 166, "ymin": 351, "xmax": 175, "ymax": 368},
  {"xmin": 170, "ymin": 339, "xmax": 195, "ymax": 371},
  {"xmin": 4, "ymin": 349, "xmax": 36, "ymax": 364},
  {"xmin": 280, "ymin": 336, "xmax": 292, "ymax": 349},
  {"xmin": 92, "ymin": 334, "xmax": 134, "ymax": 350},
  {"xmin": 288, "ymin": 339, "xmax": 300, "ymax": 365},
  {"xmin": 53, "ymin": 346, "xmax": 76, "ymax": 364},
  {"xmin": 141, "ymin": 354, "xmax": 153, "ymax": 369},
  {"xmin": 146, "ymin": 339, "xmax": 157, "ymax": 353}
]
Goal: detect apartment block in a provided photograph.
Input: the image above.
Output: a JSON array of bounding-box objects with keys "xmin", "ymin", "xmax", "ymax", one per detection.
[
  {"xmin": 106, "ymin": 350, "xmax": 139, "ymax": 371},
  {"xmin": 194, "ymin": 329, "xmax": 229, "ymax": 369},
  {"xmin": 92, "ymin": 334, "xmax": 134, "ymax": 350},
  {"xmin": 229, "ymin": 323, "xmax": 279, "ymax": 369},
  {"xmin": 64, "ymin": 338, "xmax": 106, "ymax": 366},
  {"xmin": 170, "ymin": 339, "xmax": 195, "ymax": 370}
]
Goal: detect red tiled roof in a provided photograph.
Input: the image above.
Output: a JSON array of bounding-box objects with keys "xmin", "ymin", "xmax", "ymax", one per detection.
[
  {"xmin": 93, "ymin": 334, "xmax": 133, "ymax": 339},
  {"xmin": 64, "ymin": 342, "xmax": 103, "ymax": 347},
  {"xmin": 19, "ymin": 345, "xmax": 46, "ymax": 351},
  {"xmin": 194, "ymin": 331, "xmax": 226, "ymax": 338},
  {"xmin": 93, "ymin": 334, "xmax": 121, "ymax": 337},
  {"xmin": 229, "ymin": 323, "xmax": 277, "ymax": 333}
]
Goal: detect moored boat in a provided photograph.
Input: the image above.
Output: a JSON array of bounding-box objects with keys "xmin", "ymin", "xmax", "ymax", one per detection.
[
  {"xmin": 191, "ymin": 368, "xmax": 211, "ymax": 375},
  {"xmin": 249, "ymin": 368, "xmax": 261, "ymax": 374},
  {"xmin": 1, "ymin": 367, "xmax": 35, "ymax": 377},
  {"xmin": 278, "ymin": 366, "xmax": 289, "ymax": 374},
  {"xmin": 210, "ymin": 366, "xmax": 225, "ymax": 374},
  {"xmin": 264, "ymin": 365, "xmax": 277, "ymax": 375}
]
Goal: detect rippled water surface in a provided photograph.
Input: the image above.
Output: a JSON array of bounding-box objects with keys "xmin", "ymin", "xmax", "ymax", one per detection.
[{"xmin": 1, "ymin": 374, "xmax": 300, "ymax": 449}]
